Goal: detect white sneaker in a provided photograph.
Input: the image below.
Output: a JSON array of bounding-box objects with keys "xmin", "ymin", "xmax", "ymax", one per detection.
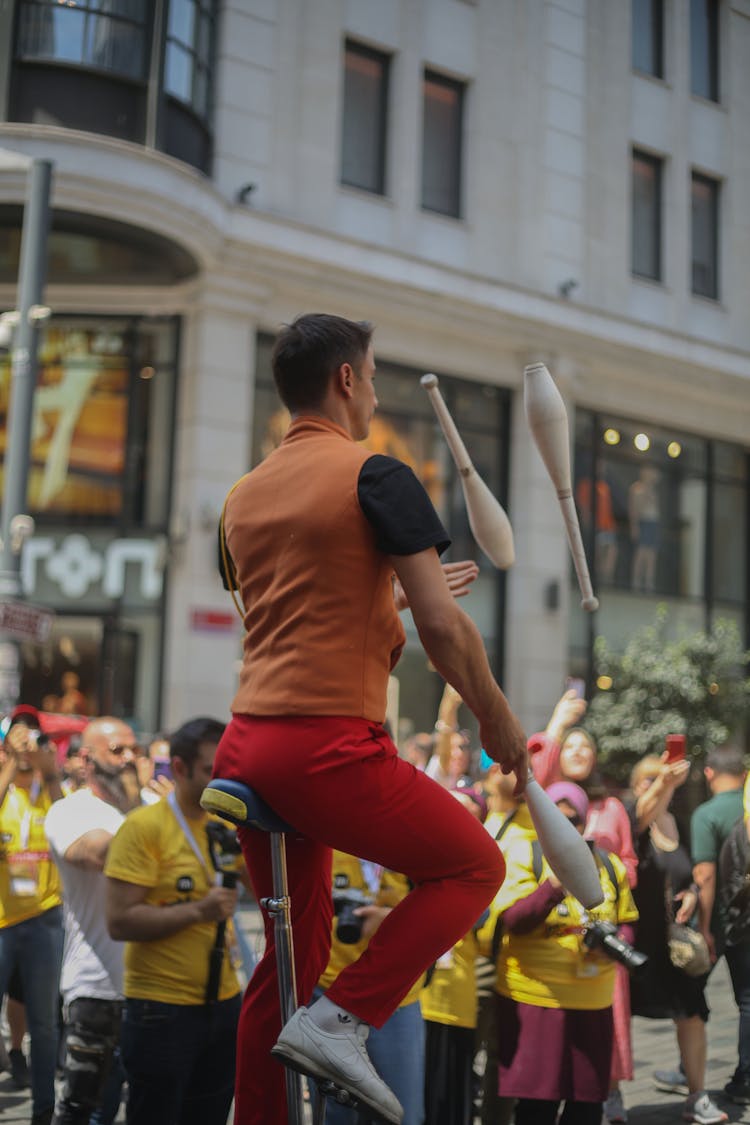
[
  {"xmin": 603, "ymin": 1088, "xmax": 627, "ymax": 1123},
  {"xmin": 271, "ymin": 1006, "xmax": 404, "ymax": 1125},
  {"xmin": 683, "ymin": 1092, "xmax": 728, "ymax": 1124}
]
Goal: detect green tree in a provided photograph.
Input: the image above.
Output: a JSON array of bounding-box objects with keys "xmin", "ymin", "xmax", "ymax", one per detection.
[{"xmin": 585, "ymin": 608, "xmax": 750, "ymax": 783}]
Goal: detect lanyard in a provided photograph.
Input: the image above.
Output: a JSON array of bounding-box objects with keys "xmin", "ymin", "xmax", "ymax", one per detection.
[
  {"xmin": 8, "ymin": 780, "xmax": 41, "ymax": 851},
  {"xmin": 360, "ymin": 860, "xmax": 383, "ymax": 896},
  {"xmin": 167, "ymin": 791, "xmax": 216, "ymax": 885}
]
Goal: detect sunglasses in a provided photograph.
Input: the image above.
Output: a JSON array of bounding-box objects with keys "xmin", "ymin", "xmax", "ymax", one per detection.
[{"xmin": 564, "ymin": 813, "xmax": 583, "ymax": 827}]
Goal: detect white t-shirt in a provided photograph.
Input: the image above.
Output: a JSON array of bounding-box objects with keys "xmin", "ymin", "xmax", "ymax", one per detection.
[{"xmin": 45, "ymin": 788, "xmax": 125, "ymax": 1003}]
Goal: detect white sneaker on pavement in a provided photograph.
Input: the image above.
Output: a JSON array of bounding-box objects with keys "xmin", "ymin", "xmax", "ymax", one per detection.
[
  {"xmin": 654, "ymin": 1067, "xmax": 690, "ymax": 1096},
  {"xmin": 603, "ymin": 1088, "xmax": 627, "ymax": 1123},
  {"xmin": 683, "ymin": 1091, "xmax": 728, "ymax": 1125},
  {"xmin": 271, "ymin": 1005, "xmax": 404, "ymax": 1125}
]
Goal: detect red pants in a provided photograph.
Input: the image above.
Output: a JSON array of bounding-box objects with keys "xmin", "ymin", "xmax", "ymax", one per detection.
[{"xmin": 213, "ymin": 714, "xmax": 505, "ymax": 1125}]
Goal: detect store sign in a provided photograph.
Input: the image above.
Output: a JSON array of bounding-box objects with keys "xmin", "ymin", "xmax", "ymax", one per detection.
[
  {"xmin": 0, "ymin": 601, "xmax": 55, "ymax": 643},
  {"xmin": 21, "ymin": 534, "xmax": 166, "ymax": 603}
]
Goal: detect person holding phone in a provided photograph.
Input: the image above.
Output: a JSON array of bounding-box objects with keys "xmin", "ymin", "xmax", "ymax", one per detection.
[{"xmin": 626, "ymin": 751, "xmax": 727, "ymax": 1124}]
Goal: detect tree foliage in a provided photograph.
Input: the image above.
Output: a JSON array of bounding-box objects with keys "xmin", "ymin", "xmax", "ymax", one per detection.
[{"xmin": 585, "ymin": 608, "xmax": 750, "ymax": 783}]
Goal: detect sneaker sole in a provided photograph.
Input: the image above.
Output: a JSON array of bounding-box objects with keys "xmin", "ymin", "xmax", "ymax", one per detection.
[{"xmin": 271, "ymin": 1042, "xmax": 402, "ymax": 1125}]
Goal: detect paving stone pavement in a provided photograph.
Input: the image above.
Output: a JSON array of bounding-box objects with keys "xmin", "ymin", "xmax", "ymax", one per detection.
[{"xmin": 1, "ymin": 902, "xmax": 747, "ymax": 1124}]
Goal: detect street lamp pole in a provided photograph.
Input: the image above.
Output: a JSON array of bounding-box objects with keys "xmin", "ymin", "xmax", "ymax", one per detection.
[{"xmin": 0, "ymin": 157, "xmax": 53, "ymax": 714}]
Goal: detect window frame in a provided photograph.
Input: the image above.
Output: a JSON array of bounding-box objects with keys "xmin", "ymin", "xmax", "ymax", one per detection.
[
  {"xmin": 690, "ymin": 0, "xmax": 720, "ymax": 103},
  {"xmin": 691, "ymin": 171, "xmax": 720, "ymax": 301},
  {"xmin": 632, "ymin": 0, "xmax": 664, "ymax": 80},
  {"xmin": 340, "ymin": 38, "xmax": 391, "ymax": 197},
  {"xmin": 420, "ymin": 68, "xmax": 466, "ymax": 219},
  {"xmin": 15, "ymin": 0, "xmax": 151, "ymax": 84},
  {"xmin": 631, "ymin": 148, "xmax": 663, "ymax": 283}
]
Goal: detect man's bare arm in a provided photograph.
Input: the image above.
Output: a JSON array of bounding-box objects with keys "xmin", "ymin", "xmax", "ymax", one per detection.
[
  {"xmin": 693, "ymin": 860, "xmax": 717, "ymax": 961},
  {"xmin": 390, "ymin": 548, "xmax": 528, "ymax": 789},
  {"xmin": 106, "ymin": 876, "xmax": 237, "ymax": 942},
  {"xmin": 64, "ymin": 830, "xmax": 114, "ymax": 872}
]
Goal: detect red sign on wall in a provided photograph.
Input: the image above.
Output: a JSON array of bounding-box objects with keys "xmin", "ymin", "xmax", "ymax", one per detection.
[{"xmin": 190, "ymin": 609, "xmax": 238, "ymax": 633}]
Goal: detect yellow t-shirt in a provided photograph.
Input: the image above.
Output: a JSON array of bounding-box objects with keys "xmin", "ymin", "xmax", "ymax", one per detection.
[
  {"xmin": 104, "ymin": 799, "xmax": 241, "ymax": 1005},
  {"xmin": 0, "ymin": 782, "xmax": 61, "ymax": 928},
  {"xmin": 477, "ymin": 803, "xmax": 537, "ymax": 960},
  {"xmin": 494, "ymin": 836, "xmax": 638, "ymax": 1011},
  {"xmin": 420, "ymin": 931, "xmax": 478, "ymax": 1029},
  {"xmin": 319, "ymin": 852, "xmax": 425, "ymax": 1007}
]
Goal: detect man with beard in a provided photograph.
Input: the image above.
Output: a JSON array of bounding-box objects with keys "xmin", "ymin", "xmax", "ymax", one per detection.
[
  {"xmin": 45, "ymin": 717, "xmax": 141, "ymax": 1125},
  {"xmin": 0, "ymin": 705, "xmax": 65, "ymax": 1125}
]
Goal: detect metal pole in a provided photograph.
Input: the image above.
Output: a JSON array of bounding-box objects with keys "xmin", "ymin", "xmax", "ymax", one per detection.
[{"xmin": 0, "ymin": 158, "xmax": 53, "ymax": 714}]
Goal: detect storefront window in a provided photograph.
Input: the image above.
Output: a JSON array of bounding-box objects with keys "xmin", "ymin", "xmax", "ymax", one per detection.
[
  {"xmin": 572, "ymin": 407, "xmax": 748, "ymax": 676},
  {"xmin": 0, "ymin": 316, "xmax": 178, "ymax": 527},
  {"xmin": 574, "ymin": 414, "xmax": 707, "ymax": 598},
  {"xmin": 252, "ymin": 336, "xmax": 510, "ymax": 739}
]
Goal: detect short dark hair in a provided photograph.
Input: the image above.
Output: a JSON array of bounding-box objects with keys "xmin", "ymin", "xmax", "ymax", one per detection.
[
  {"xmin": 706, "ymin": 743, "xmax": 746, "ymax": 777},
  {"xmin": 169, "ymin": 717, "xmax": 226, "ymax": 770},
  {"xmin": 271, "ymin": 313, "xmax": 374, "ymax": 412}
]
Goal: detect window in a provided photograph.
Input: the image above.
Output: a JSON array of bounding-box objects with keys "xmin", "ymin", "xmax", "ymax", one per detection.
[
  {"xmin": 632, "ymin": 0, "xmax": 664, "ymax": 78},
  {"xmin": 421, "ymin": 70, "xmax": 465, "ymax": 218},
  {"xmin": 690, "ymin": 0, "xmax": 719, "ymax": 101},
  {"xmin": 11, "ymin": 0, "xmax": 217, "ymax": 173},
  {"xmin": 691, "ymin": 172, "xmax": 719, "ymax": 299},
  {"xmin": 0, "ymin": 316, "xmax": 178, "ymax": 526},
  {"xmin": 340, "ymin": 40, "xmax": 390, "ymax": 195},
  {"xmin": 16, "ymin": 0, "xmax": 149, "ymax": 81},
  {"xmin": 164, "ymin": 0, "xmax": 216, "ymax": 121},
  {"xmin": 631, "ymin": 150, "xmax": 662, "ymax": 281}
]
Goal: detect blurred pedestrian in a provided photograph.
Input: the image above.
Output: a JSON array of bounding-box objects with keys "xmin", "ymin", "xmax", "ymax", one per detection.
[
  {"xmin": 45, "ymin": 718, "xmax": 141, "ymax": 1125},
  {"xmin": 628, "ymin": 754, "xmax": 726, "ymax": 1125},
  {"xmin": 492, "ymin": 782, "xmax": 638, "ymax": 1125},
  {"xmin": 0, "ymin": 707, "xmax": 65, "ymax": 1125},
  {"xmin": 105, "ymin": 717, "xmax": 241, "ymax": 1125}
]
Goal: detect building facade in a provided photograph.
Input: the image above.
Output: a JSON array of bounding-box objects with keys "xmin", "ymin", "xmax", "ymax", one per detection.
[{"xmin": 0, "ymin": 0, "xmax": 748, "ymax": 739}]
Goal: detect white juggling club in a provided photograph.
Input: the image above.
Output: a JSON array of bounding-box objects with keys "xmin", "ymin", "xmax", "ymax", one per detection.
[
  {"xmin": 421, "ymin": 373, "xmax": 514, "ymax": 569},
  {"xmin": 525, "ymin": 772, "xmax": 604, "ymax": 908},
  {"xmin": 523, "ymin": 362, "xmax": 599, "ymax": 612}
]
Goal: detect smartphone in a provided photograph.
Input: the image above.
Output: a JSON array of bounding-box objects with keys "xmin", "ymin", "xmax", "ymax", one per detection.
[
  {"xmin": 665, "ymin": 734, "xmax": 687, "ymax": 763},
  {"xmin": 565, "ymin": 676, "xmax": 586, "ymax": 700},
  {"xmin": 153, "ymin": 756, "xmax": 173, "ymax": 782}
]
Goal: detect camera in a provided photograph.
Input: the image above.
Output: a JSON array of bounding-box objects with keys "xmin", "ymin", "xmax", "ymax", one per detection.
[
  {"xmin": 332, "ymin": 889, "xmax": 372, "ymax": 944},
  {"xmin": 583, "ymin": 920, "xmax": 648, "ymax": 976},
  {"xmin": 206, "ymin": 820, "xmax": 242, "ymax": 873}
]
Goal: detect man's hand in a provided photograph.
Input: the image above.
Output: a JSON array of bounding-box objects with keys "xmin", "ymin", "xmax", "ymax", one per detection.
[
  {"xmin": 27, "ymin": 739, "xmax": 59, "ymax": 782},
  {"xmin": 674, "ymin": 886, "xmax": 698, "ymax": 925},
  {"xmin": 479, "ymin": 706, "xmax": 529, "ymax": 796},
  {"xmin": 354, "ymin": 904, "xmax": 392, "ymax": 942},
  {"xmin": 146, "ymin": 775, "xmax": 175, "ymax": 801},
  {"xmin": 393, "ymin": 559, "xmax": 479, "ymax": 612},
  {"xmin": 197, "ymin": 885, "xmax": 238, "ymax": 923}
]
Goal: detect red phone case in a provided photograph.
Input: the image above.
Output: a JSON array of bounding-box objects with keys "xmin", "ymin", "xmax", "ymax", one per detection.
[{"xmin": 665, "ymin": 734, "xmax": 686, "ymax": 763}]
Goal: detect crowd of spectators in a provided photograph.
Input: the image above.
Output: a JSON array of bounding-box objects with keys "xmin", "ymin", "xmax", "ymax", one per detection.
[{"xmin": 0, "ymin": 688, "xmax": 748, "ymax": 1125}]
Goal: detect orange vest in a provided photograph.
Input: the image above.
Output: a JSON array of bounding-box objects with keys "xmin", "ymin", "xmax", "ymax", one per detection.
[{"xmin": 224, "ymin": 416, "xmax": 406, "ymax": 722}]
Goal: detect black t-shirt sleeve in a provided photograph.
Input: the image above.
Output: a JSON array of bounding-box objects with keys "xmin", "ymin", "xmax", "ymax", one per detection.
[{"xmin": 357, "ymin": 455, "xmax": 451, "ymax": 556}]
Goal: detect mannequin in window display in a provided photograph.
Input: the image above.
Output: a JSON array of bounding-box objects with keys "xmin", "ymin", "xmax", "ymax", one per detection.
[
  {"xmin": 629, "ymin": 466, "xmax": 661, "ymax": 593},
  {"xmin": 576, "ymin": 466, "xmax": 618, "ymax": 586},
  {"xmin": 58, "ymin": 672, "xmax": 89, "ymax": 717}
]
